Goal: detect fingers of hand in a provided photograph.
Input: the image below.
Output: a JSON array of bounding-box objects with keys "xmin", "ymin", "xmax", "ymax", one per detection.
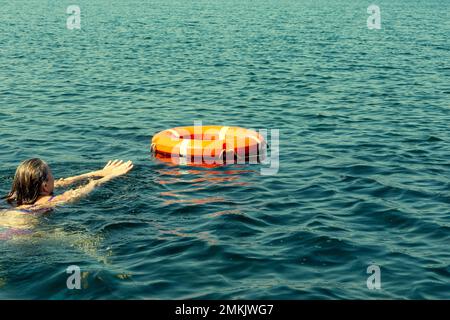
[{"xmin": 105, "ymin": 160, "xmax": 133, "ymax": 176}]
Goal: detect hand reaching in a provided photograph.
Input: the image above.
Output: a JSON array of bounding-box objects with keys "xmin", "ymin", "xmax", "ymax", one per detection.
[{"xmin": 98, "ymin": 160, "xmax": 134, "ymax": 178}]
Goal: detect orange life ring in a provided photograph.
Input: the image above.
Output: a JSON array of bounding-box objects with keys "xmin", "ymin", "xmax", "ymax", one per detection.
[{"xmin": 151, "ymin": 126, "xmax": 266, "ymax": 164}]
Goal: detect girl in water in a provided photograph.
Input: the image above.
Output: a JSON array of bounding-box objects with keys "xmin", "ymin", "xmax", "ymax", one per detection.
[{"xmin": 0, "ymin": 158, "xmax": 133, "ymax": 238}]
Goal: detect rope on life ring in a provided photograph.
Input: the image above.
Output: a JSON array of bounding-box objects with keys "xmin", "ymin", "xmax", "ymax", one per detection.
[{"xmin": 150, "ymin": 143, "xmax": 156, "ymax": 153}]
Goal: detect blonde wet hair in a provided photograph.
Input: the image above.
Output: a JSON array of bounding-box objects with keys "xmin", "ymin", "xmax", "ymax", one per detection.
[{"xmin": 3, "ymin": 158, "xmax": 50, "ymax": 206}]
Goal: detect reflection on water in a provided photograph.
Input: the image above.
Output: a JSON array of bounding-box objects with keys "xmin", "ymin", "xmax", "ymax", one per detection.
[
  {"xmin": 162, "ymin": 196, "xmax": 226, "ymax": 206},
  {"xmin": 155, "ymin": 164, "xmax": 256, "ymax": 206},
  {"xmin": 207, "ymin": 209, "xmax": 243, "ymax": 218}
]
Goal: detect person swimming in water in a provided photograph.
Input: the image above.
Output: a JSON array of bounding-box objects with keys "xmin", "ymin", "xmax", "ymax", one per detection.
[{"xmin": 0, "ymin": 158, "xmax": 133, "ymax": 238}]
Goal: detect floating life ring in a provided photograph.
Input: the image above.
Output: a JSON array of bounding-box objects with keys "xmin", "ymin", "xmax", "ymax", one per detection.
[{"xmin": 151, "ymin": 126, "xmax": 266, "ymax": 164}]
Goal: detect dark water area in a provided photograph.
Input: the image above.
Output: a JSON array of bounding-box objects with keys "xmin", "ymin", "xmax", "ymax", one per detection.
[{"xmin": 0, "ymin": 0, "xmax": 449, "ymax": 299}]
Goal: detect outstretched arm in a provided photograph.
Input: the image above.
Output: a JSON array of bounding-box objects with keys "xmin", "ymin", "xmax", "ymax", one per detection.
[
  {"xmin": 50, "ymin": 160, "xmax": 134, "ymax": 206},
  {"xmin": 55, "ymin": 160, "xmax": 129, "ymax": 188},
  {"xmin": 55, "ymin": 172, "xmax": 99, "ymax": 188}
]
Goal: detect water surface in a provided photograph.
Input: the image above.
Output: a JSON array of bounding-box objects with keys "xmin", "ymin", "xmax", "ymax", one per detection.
[{"xmin": 0, "ymin": 0, "xmax": 449, "ymax": 299}]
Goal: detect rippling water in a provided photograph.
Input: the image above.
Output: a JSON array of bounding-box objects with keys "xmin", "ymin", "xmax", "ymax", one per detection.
[{"xmin": 0, "ymin": 0, "xmax": 449, "ymax": 299}]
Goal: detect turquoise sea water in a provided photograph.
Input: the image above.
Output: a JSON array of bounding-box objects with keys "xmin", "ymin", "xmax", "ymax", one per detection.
[{"xmin": 0, "ymin": 0, "xmax": 449, "ymax": 299}]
